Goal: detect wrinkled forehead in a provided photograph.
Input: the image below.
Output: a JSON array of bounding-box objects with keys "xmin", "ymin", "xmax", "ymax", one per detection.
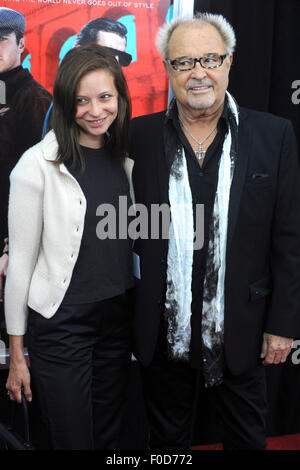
[{"xmin": 168, "ymin": 23, "xmax": 226, "ymax": 59}]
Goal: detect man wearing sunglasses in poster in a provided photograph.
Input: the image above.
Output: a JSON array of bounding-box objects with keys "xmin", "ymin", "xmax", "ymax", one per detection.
[
  {"xmin": 74, "ymin": 17, "xmax": 132, "ymax": 67},
  {"xmin": 0, "ymin": 8, "xmax": 52, "ymax": 324}
]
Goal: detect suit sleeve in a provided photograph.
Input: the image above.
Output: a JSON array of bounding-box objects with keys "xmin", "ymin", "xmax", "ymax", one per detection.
[
  {"xmin": 4, "ymin": 150, "xmax": 44, "ymax": 336},
  {"xmin": 0, "ymin": 85, "xmax": 51, "ymax": 250},
  {"xmin": 18, "ymin": 86, "xmax": 52, "ymax": 154},
  {"xmin": 265, "ymin": 121, "xmax": 300, "ymax": 337}
]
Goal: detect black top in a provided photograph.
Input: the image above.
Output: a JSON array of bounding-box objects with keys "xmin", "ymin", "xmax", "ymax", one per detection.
[
  {"xmin": 62, "ymin": 146, "xmax": 134, "ymax": 305},
  {"xmin": 166, "ymin": 101, "xmax": 229, "ymax": 368}
]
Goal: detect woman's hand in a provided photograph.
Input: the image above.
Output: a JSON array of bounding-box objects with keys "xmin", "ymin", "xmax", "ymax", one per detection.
[{"xmin": 6, "ymin": 336, "xmax": 32, "ymax": 403}]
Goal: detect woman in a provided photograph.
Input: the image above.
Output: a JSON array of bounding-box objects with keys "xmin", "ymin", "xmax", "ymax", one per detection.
[{"xmin": 5, "ymin": 44, "xmax": 134, "ymax": 450}]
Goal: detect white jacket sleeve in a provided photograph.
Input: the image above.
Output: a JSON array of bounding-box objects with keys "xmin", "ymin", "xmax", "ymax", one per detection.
[{"xmin": 5, "ymin": 149, "xmax": 44, "ymax": 335}]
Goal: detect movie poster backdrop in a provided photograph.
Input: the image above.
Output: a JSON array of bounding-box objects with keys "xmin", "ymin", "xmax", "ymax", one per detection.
[{"xmin": 0, "ymin": 0, "xmax": 173, "ymax": 117}]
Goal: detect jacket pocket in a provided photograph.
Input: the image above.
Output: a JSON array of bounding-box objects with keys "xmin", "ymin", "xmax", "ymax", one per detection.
[
  {"xmin": 244, "ymin": 176, "xmax": 276, "ymax": 187},
  {"xmin": 249, "ymin": 275, "xmax": 272, "ymax": 301},
  {"xmin": 241, "ymin": 180, "xmax": 276, "ymax": 225}
]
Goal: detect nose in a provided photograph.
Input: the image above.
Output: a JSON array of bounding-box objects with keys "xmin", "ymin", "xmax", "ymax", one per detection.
[
  {"xmin": 88, "ymin": 100, "xmax": 102, "ymax": 117},
  {"xmin": 190, "ymin": 61, "xmax": 207, "ymax": 79}
]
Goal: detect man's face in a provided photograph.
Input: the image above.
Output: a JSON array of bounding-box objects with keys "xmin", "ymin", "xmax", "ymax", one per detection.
[
  {"xmin": 0, "ymin": 31, "xmax": 24, "ymax": 73},
  {"xmin": 166, "ymin": 23, "xmax": 232, "ymax": 119},
  {"xmin": 96, "ymin": 30, "xmax": 126, "ymax": 52}
]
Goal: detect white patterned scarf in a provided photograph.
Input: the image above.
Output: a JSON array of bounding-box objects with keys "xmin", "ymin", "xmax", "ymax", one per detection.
[{"xmin": 164, "ymin": 92, "xmax": 239, "ymax": 386}]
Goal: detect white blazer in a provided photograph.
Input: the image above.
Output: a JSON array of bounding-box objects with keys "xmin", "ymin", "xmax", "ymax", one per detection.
[{"xmin": 4, "ymin": 130, "xmax": 134, "ymax": 335}]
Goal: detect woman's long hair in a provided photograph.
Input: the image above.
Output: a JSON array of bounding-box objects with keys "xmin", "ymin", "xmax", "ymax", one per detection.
[{"xmin": 49, "ymin": 44, "xmax": 131, "ymax": 169}]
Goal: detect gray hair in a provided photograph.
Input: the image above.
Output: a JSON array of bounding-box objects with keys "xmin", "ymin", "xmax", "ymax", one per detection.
[{"xmin": 156, "ymin": 12, "xmax": 236, "ymax": 59}]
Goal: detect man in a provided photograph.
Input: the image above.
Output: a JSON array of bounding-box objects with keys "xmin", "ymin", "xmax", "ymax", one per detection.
[
  {"xmin": 130, "ymin": 13, "xmax": 300, "ymax": 450},
  {"xmin": 0, "ymin": 8, "xmax": 52, "ymax": 303},
  {"xmin": 74, "ymin": 17, "xmax": 132, "ymax": 67},
  {"xmin": 42, "ymin": 17, "xmax": 132, "ymax": 135}
]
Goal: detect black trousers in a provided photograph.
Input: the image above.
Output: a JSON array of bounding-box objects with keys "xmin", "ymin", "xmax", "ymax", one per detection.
[
  {"xmin": 27, "ymin": 291, "xmax": 133, "ymax": 450},
  {"xmin": 140, "ymin": 337, "xmax": 268, "ymax": 450}
]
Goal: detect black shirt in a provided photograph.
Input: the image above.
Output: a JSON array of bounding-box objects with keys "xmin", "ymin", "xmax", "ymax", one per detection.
[
  {"xmin": 62, "ymin": 146, "xmax": 134, "ymax": 305},
  {"xmin": 168, "ymin": 101, "xmax": 229, "ymax": 368}
]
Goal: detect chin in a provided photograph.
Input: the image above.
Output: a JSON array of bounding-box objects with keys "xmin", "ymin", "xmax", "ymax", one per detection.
[
  {"xmin": 189, "ymin": 102, "xmax": 215, "ymax": 111},
  {"xmin": 188, "ymin": 96, "xmax": 216, "ymax": 110}
]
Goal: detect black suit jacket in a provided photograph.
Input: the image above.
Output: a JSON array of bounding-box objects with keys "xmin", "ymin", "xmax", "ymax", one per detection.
[{"xmin": 130, "ymin": 106, "xmax": 300, "ymax": 375}]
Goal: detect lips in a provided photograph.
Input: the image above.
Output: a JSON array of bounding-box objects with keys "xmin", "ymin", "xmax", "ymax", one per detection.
[
  {"xmin": 190, "ymin": 86, "xmax": 210, "ymax": 90},
  {"xmin": 188, "ymin": 85, "xmax": 212, "ymax": 93},
  {"xmin": 187, "ymin": 80, "xmax": 214, "ymax": 91},
  {"xmin": 86, "ymin": 117, "xmax": 107, "ymax": 128}
]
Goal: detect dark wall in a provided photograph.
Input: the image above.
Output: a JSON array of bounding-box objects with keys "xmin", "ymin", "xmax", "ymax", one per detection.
[
  {"xmin": 194, "ymin": 0, "xmax": 300, "ymax": 149},
  {"xmin": 193, "ymin": 0, "xmax": 300, "ymax": 439}
]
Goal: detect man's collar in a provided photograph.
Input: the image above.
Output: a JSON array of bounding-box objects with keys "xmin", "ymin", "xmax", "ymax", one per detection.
[
  {"xmin": 166, "ymin": 95, "xmax": 230, "ymax": 130},
  {"xmin": 165, "ymin": 96, "xmax": 177, "ymax": 123},
  {"xmin": 220, "ymin": 95, "xmax": 229, "ymax": 123},
  {"xmin": 0, "ymin": 65, "xmax": 24, "ymax": 81}
]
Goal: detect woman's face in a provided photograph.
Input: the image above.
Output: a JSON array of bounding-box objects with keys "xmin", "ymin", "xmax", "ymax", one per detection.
[{"xmin": 75, "ymin": 68, "xmax": 118, "ymax": 148}]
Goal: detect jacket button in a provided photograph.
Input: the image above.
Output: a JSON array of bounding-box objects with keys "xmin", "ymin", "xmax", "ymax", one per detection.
[{"xmin": 71, "ymin": 253, "xmax": 74, "ymax": 259}]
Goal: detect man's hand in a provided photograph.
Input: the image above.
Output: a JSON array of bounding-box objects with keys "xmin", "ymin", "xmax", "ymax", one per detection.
[
  {"xmin": 0, "ymin": 253, "xmax": 8, "ymax": 301},
  {"xmin": 260, "ymin": 332, "xmax": 293, "ymax": 365}
]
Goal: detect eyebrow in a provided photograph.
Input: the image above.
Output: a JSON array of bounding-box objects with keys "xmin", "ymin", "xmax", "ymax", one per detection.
[
  {"xmin": 76, "ymin": 90, "xmax": 114, "ymax": 96},
  {"xmin": 174, "ymin": 52, "xmax": 223, "ymax": 58}
]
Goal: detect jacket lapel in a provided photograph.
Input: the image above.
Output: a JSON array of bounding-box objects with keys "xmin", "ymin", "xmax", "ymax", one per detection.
[
  {"xmin": 226, "ymin": 109, "xmax": 252, "ymax": 253},
  {"xmin": 123, "ymin": 157, "xmax": 135, "ymax": 205},
  {"xmin": 158, "ymin": 112, "xmax": 171, "ymax": 205}
]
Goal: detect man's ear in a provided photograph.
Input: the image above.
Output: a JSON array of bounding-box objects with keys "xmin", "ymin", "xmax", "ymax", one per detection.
[
  {"xmin": 227, "ymin": 54, "xmax": 233, "ymax": 71},
  {"xmin": 18, "ymin": 37, "xmax": 26, "ymax": 55},
  {"xmin": 163, "ymin": 59, "xmax": 170, "ymax": 77}
]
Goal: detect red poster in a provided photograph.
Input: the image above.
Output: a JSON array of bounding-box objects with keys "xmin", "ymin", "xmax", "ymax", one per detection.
[{"xmin": 0, "ymin": 0, "xmax": 173, "ymax": 117}]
